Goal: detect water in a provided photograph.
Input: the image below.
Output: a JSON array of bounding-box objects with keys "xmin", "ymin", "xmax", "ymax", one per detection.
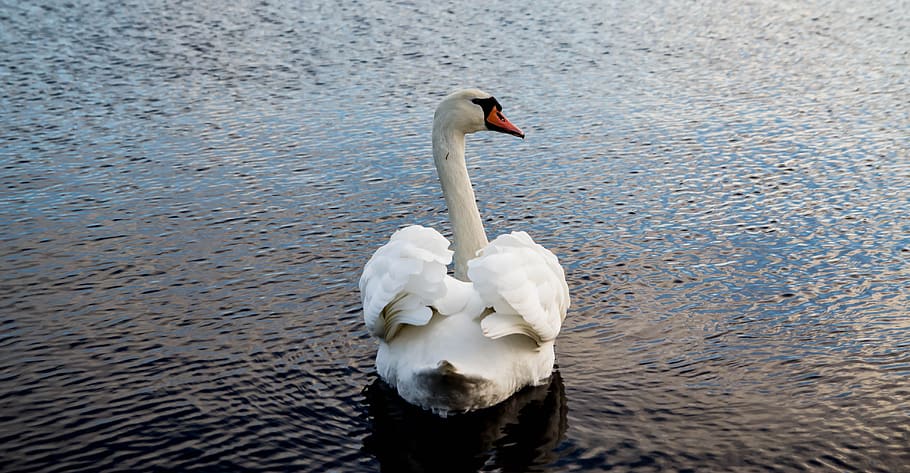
[{"xmin": 1, "ymin": 0, "xmax": 908, "ymax": 471}]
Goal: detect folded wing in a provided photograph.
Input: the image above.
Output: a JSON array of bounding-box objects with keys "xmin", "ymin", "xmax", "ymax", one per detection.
[
  {"xmin": 360, "ymin": 225, "xmax": 470, "ymax": 341},
  {"xmin": 467, "ymin": 232, "xmax": 570, "ymax": 345}
]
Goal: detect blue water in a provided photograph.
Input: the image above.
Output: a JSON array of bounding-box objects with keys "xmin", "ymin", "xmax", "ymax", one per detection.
[{"xmin": 2, "ymin": 0, "xmax": 908, "ymax": 471}]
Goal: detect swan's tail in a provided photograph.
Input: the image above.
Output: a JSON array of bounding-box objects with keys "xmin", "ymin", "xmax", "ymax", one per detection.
[{"xmin": 413, "ymin": 361, "xmax": 491, "ymax": 415}]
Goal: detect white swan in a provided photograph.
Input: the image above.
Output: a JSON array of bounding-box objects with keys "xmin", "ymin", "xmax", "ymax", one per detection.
[{"xmin": 360, "ymin": 89, "xmax": 569, "ymax": 415}]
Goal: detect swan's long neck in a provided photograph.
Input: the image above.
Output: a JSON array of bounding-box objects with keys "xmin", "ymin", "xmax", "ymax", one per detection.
[{"xmin": 432, "ymin": 122, "xmax": 488, "ymax": 281}]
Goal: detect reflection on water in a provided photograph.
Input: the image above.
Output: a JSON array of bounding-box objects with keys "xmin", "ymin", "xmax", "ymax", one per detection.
[
  {"xmin": 363, "ymin": 372, "xmax": 567, "ymax": 472},
  {"xmin": 1, "ymin": 0, "xmax": 909, "ymax": 471}
]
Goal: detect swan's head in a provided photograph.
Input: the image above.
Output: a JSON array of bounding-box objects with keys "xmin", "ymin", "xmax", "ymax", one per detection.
[{"xmin": 435, "ymin": 89, "xmax": 525, "ymax": 139}]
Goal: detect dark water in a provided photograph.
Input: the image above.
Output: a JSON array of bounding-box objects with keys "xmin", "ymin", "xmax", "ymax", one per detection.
[{"xmin": 2, "ymin": 0, "xmax": 908, "ymax": 471}]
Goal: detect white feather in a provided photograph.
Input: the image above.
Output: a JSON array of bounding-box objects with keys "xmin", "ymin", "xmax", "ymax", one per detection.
[
  {"xmin": 360, "ymin": 225, "xmax": 454, "ymax": 341},
  {"xmin": 468, "ymin": 231, "xmax": 569, "ymax": 344}
]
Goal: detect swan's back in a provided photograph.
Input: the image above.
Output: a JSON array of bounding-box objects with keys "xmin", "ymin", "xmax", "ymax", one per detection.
[{"xmin": 361, "ymin": 226, "xmax": 567, "ymax": 415}]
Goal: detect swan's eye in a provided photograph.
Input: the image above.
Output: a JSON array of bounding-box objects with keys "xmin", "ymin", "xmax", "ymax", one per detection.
[{"xmin": 471, "ymin": 96, "xmax": 502, "ymax": 115}]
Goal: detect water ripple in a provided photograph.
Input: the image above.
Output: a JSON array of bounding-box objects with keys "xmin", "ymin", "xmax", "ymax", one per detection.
[{"xmin": 2, "ymin": 0, "xmax": 909, "ymax": 471}]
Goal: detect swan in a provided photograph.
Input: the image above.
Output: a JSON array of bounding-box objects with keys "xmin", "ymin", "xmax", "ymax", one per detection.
[{"xmin": 359, "ymin": 89, "xmax": 569, "ymax": 416}]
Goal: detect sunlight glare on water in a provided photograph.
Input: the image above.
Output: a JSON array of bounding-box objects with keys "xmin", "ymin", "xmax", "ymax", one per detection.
[{"xmin": 1, "ymin": 0, "xmax": 908, "ymax": 471}]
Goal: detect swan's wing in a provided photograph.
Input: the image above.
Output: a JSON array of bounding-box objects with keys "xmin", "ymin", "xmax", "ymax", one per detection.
[
  {"xmin": 360, "ymin": 225, "xmax": 470, "ymax": 341},
  {"xmin": 467, "ymin": 231, "xmax": 569, "ymax": 345}
]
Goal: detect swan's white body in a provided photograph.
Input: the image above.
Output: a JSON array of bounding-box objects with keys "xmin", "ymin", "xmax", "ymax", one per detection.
[{"xmin": 359, "ymin": 89, "xmax": 569, "ymax": 415}]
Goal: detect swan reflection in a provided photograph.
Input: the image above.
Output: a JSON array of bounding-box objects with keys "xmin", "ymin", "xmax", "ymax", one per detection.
[{"xmin": 362, "ymin": 371, "xmax": 568, "ymax": 472}]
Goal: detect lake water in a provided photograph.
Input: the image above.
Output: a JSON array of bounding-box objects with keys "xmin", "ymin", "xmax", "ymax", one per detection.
[{"xmin": 2, "ymin": 0, "xmax": 908, "ymax": 471}]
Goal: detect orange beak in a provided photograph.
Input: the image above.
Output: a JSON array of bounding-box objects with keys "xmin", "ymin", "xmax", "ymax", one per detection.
[{"xmin": 485, "ymin": 108, "xmax": 525, "ymax": 139}]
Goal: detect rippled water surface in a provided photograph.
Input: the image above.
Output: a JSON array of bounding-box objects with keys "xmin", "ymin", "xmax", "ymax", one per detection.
[{"xmin": 2, "ymin": 0, "xmax": 909, "ymax": 471}]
